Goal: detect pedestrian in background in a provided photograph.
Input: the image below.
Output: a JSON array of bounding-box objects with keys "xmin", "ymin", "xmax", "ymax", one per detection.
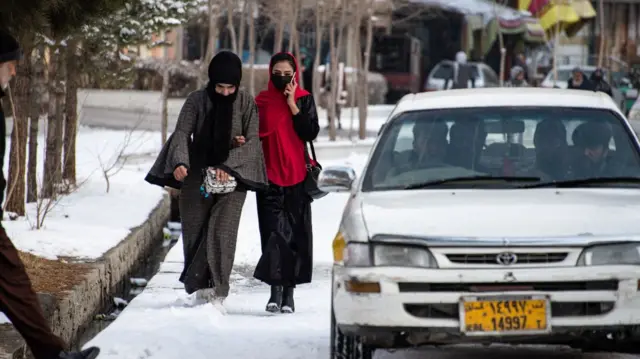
[
  {"xmin": 567, "ymin": 67, "xmax": 592, "ymax": 91},
  {"xmin": 506, "ymin": 66, "xmax": 529, "ymax": 87},
  {"xmin": 0, "ymin": 28, "xmax": 100, "ymax": 359},
  {"xmin": 145, "ymin": 51, "xmax": 267, "ymax": 313},
  {"xmin": 445, "ymin": 51, "xmax": 475, "ymax": 89},
  {"xmin": 254, "ymin": 52, "xmax": 320, "ymax": 314}
]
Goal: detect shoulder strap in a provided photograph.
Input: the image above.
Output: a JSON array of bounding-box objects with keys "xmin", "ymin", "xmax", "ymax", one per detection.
[{"xmin": 304, "ymin": 141, "xmax": 317, "ymax": 165}]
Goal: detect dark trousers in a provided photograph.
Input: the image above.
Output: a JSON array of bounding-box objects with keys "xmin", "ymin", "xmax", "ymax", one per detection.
[{"xmin": 0, "ymin": 226, "xmax": 66, "ymax": 359}]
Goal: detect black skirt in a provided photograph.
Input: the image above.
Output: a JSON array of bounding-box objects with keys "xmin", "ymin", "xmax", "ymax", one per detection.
[{"xmin": 253, "ymin": 181, "xmax": 313, "ymax": 287}]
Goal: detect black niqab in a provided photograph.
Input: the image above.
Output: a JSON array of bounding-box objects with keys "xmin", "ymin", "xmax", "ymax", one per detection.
[{"xmin": 196, "ymin": 51, "xmax": 242, "ymax": 168}]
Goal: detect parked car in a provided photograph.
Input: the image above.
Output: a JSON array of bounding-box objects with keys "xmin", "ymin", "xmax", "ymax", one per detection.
[
  {"xmin": 541, "ymin": 65, "xmax": 625, "ymax": 111},
  {"xmin": 424, "ymin": 60, "xmax": 500, "ymax": 91},
  {"xmin": 319, "ymin": 87, "xmax": 640, "ymax": 359}
]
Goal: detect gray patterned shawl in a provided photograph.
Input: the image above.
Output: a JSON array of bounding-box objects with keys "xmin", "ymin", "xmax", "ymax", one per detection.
[{"xmin": 145, "ymin": 88, "xmax": 268, "ymax": 191}]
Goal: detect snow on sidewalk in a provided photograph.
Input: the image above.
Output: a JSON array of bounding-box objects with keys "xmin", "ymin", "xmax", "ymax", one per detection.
[{"xmin": 85, "ymin": 152, "xmax": 369, "ymax": 359}]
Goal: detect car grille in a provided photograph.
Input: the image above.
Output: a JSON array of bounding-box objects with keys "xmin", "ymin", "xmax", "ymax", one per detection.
[
  {"xmin": 404, "ymin": 302, "xmax": 615, "ymax": 319},
  {"xmin": 446, "ymin": 252, "xmax": 568, "ymax": 265},
  {"xmin": 397, "ymin": 280, "xmax": 619, "ymax": 293}
]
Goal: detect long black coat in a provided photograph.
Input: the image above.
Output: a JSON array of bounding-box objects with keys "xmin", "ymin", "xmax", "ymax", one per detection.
[{"xmin": 253, "ymin": 94, "xmax": 320, "ymax": 287}]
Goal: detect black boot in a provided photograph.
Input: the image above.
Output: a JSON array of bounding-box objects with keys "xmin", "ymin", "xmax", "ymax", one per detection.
[
  {"xmin": 59, "ymin": 347, "xmax": 100, "ymax": 359},
  {"xmin": 266, "ymin": 285, "xmax": 283, "ymax": 313},
  {"xmin": 281, "ymin": 286, "xmax": 295, "ymax": 313}
]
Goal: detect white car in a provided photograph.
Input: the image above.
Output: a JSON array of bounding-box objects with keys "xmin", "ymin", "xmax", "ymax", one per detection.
[{"xmin": 319, "ymin": 88, "xmax": 640, "ymax": 359}]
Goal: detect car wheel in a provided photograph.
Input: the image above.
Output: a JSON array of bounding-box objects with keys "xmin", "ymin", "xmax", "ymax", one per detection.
[{"xmin": 330, "ymin": 308, "xmax": 374, "ymax": 359}]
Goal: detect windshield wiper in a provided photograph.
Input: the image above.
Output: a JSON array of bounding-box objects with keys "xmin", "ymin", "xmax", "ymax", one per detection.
[
  {"xmin": 521, "ymin": 176, "xmax": 640, "ymax": 188},
  {"xmin": 405, "ymin": 176, "xmax": 542, "ymax": 189}
]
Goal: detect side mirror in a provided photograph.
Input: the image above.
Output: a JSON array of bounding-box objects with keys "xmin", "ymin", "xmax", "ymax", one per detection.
[{"xmin": 318, "ymin": 166, "xmax": 356, "ymax": 193}]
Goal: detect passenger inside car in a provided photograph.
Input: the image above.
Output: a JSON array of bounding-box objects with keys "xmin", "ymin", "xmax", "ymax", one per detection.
[
  {"xmin": 531, "ymin": 119, "xmax": 571, "ymax": 180},
  {"xmin": 388, "ymin": 119, "xmax": 449, "ymax": 178},
  {"xmin": 571, "ymin": 121, "xmax": 621, "ymax": 177},
  {"xmin": 446, "ymin": 120, "xmax": 489, "ymax": 173}
]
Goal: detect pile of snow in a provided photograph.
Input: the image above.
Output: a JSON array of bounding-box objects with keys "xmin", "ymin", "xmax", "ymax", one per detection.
[{"xmin": 3, "ymin": 126, "xmax": 165, "ymax": 260}]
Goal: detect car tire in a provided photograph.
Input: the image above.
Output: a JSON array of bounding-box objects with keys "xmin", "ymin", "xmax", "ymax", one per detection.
[{"xmin": 330, "ymin": 310, "xmax": 374, "ymax": 359}]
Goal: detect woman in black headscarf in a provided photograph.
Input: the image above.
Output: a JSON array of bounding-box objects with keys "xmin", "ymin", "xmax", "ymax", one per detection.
[{"xmin": 146, "ymin": 51, "xmax": 268, "ymax": 313}]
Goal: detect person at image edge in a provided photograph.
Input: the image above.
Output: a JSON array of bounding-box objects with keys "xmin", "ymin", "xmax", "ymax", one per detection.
[{"xmin": 0, "ymin": 28, "xmax": 100, "ymax": 359}]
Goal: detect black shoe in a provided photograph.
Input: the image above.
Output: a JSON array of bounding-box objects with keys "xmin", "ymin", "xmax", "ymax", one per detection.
[
  {"xmin": 281, "ymin": 286, "xmax": 295, "ymax": 313},
  {"xmin": 59, "ymin": 347, "xmax": 100, "ymax": 359},
  {"xmin": 265, "ymin": 285, "xmax": 283, "ymax": 313}
]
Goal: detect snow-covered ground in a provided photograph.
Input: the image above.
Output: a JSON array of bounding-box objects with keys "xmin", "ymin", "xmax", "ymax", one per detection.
[
  {"xmin": 84, "ymin": 152, "xmax": 369, "ymax": 359},
  {"xmin": 2, "ymin": 126, "xmax": 165, "ymax": 259},
  {"xmin": 0, "ymin": 126, "xmax": 166, "ymax": 324}
]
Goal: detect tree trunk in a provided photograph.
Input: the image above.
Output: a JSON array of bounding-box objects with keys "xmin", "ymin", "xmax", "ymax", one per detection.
[
  {"xmin": 360, "ymin": 4, "xmax": 374, "ymax": 140},
  {"xmin": 274, "ymin": 8, "xmax": 285, "ymax": 53},
  {"xmin": 27, "ymin": 44, "xmax": 46, "ymax": 203},
  {"xmin": 63, "ymin": 38, "xmax": 79, "ymax": 186},
  {"xmin": 238, "ymin": 0, "xmax": 248, "ymax": 57},
  {"xmin": 202, "ymin": 0, "xmax": 221, "ymax": 87},
  {"xmin": 598, "ymin": 0, "xmax": 606, "ymax": 67},
  {"xmin": 313, "ymin": 1, "xmax": 325, "ymax": 107},
  {"xmin": 288, "ymin": 0, "xmax": 299, "ymax": 53},
  {"xmin": 42, "ymin": 46, "xmax": 64, "ymax": 198},
  {"xmin": 328, "ymin": 22, "xmax": 338, "ymax": 141},
  {"xmin": 161, "ymin": 67, "xmax": 170, "ymax": 145},
  {"xmin": 248, "ymin": 0, "xmax": 257, "ymax": 95},
  {"xmin": 225, "ymin": 0, "xmax": 238, "ymax": 54},
  {"xmin": 5, "ymin": 44, "xmax": 31, "ymax": 216}
]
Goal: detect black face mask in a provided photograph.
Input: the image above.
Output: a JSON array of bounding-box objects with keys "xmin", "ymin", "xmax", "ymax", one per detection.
[{"xmin": 271, "ymin": 74, "xmax": 293, "ymax": 91}]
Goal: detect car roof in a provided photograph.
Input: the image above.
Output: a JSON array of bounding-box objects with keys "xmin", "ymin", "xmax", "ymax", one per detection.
[
  {"xmin": 393, "ymin": 88, "xmax": 619, "ymax": 115},
  {"xmin": 437, "ymin": 60, "xmax": 485, "ymax": 67},
  {"xmin": 554, "ymin": 65, "xmax": 598, "ymax": 71}
]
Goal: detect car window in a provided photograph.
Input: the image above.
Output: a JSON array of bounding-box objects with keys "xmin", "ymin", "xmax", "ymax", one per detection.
[
  {"xmin": 431, "ymin": 63, "xmax": 479, "ymax": 79},
  {"xmin": 362, "ymin": 107, "xmax": 640, "ymax": 191},
  {"xmin": 431, "ymin": 64, "xmax": 453, "ymax": 79},
  {"xmin": 481, "ymin": 67, "xmax": 498, "ymax": 84}
]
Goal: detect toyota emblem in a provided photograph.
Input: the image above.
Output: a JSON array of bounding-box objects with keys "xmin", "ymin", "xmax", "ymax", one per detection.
[{"xmin": 496, "ymin": 252, "xmax": 518, "ymax": 265}]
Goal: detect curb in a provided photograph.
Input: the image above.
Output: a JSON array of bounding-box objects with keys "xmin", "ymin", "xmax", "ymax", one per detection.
[{"xmin": 0, "ymin": 194, "xmax": 171, "ymax": 358}]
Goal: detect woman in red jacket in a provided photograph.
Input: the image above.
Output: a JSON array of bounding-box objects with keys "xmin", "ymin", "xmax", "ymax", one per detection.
[{"xmin": 253, "ymin": 52, "xmax": 320, "ymax": 313}]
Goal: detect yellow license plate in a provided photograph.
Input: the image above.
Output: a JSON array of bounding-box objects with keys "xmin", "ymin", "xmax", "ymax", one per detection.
[{"xmin": 460, "ymin": 295, "xmax": 550, "ymax": 335}]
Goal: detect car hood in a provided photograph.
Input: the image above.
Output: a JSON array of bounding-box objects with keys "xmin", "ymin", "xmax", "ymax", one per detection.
[{"xmin": 360, "ymin": 188, "xmax": 640, "ymax": 239}]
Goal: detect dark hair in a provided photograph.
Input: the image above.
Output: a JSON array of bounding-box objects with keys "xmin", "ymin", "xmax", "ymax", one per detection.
[{"xmin": 270, "ymin": 53, "xmax": 296, "ymax": 72}]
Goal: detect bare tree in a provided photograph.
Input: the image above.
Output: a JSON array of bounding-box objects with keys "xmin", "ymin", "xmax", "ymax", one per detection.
[
  {"xmin": 597, "ymin": 0, "xmax": 605, "ymax": 67},
  {"xmin": 237, "ymin": 0, "xmax": 249, "ymax": 57},
  {"xmin": 248, "ymin": 0, "xmax": 257, "ymax": 95},
  {"xmin": 42, "ymin": 43, "xmax": 65, "ymax": 198},
  {"xmin": 357, "ymin": 0, "xmax": 376, "ymax": 139},
  {"xmin": 27, "ymin": 43, "xmax": 47, "ymax": 203},
  {"xmin": 327, "ymin": 1, "xmax": 348, "ymax": 141},
  {"xmin": 313, "ymin": 0, "xmax": 330, "ymax": 107},
  {"xmin": 63, "ymin": 38, "xmax": 80, "ymax": 186},
  {"xmin": 224, "ymin": 0, "xmax": 238, "ymax": 53},
  {"xmin": 161, "ymin": 67, "xmax": 170, "ymax": 145},
  {"xmin": 97, "ymin": 124, "xmax": 147, "ymax": 194}
]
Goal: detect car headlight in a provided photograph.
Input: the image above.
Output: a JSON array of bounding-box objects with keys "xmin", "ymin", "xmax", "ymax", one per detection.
[
  {"xmin": 577, "ymin": 243, "xmax": 640, "ymax": 266},
  {"xmin": 344, "ymin": 242, "xmax": 437, "ymax": 268}
]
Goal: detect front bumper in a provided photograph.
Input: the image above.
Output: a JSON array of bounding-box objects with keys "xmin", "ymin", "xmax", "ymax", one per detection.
[{"xmin": 333, "ymin": 265, "xmax": 640, "ymax": 333}]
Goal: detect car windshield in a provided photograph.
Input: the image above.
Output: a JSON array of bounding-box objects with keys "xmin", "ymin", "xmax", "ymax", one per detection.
[{"xmin": 361, "ymin": 107, "xmax": 640, "ymax": 191}]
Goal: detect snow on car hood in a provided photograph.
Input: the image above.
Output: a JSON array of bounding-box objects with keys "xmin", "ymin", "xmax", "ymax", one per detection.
[{"xmin": 360, "ymin": 188, "xmax": 640, "ymax": 238}]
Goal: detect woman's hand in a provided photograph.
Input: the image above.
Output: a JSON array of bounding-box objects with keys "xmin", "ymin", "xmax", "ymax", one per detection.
[
  {"xmin": 232, "ymin": 136, "xmax": 245, "ymax": 147},
  {"xmin": 285, "ymin": 80, "xmax": 300, "ymax": 115},
  {"xmin": 173, "ymin": 165, "xmax": 188, "ymax": 181},
  {"xmin": 215, "ymin": 168, "xmax": 230, "ymax": 183},
  {"xmin": 284, "ymin": 80, "xmax": 297, "ymax": 103}
]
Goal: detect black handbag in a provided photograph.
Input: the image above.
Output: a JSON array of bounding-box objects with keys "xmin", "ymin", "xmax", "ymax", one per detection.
[{"xmin": 304, "ymin": 141, "xmax": 328, "ymax": 200}]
